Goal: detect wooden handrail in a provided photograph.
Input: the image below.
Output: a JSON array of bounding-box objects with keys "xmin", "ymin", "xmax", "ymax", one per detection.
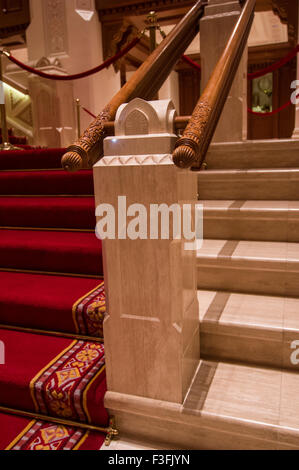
[
  {"xmin": 100, "ymin": 116, "xmax": 191, "ymax": 135},
  {"xmin": 173, "ymin": 0, "xmax": 256, "ymax": 169},
  {"xmin": 62, "ymin": 1, "xmax": 207, "ymax": 172}
]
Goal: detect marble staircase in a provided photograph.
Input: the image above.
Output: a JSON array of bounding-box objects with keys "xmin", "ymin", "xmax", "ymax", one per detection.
[
  {"xmin": 191, "ymin": 139, "xmax": 299, "ymax": 448},
  {"xmin": 106, "ymin": 140, "xmax": 299, "ymax": 450}
]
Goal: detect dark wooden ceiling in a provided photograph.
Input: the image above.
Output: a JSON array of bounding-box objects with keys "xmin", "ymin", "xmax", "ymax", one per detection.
[{"xmin": 0, "ymin": 0, "xmax": 30, "ymax": 47}]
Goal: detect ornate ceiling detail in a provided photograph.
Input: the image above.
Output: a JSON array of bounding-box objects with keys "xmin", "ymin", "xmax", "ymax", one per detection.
[
  {"xmin": 98, "ymin": 0, "xmax": 298, "ymax": 74},
  {"xmin": 271, "ymin": 0, "xmax": 297, "ymax": 45},
  {"xmin": 96, "ymin": 0, "xmax": 194, "ymax": 19},
  {"xmin": 0, "ymin": 0, "xmax": 30, "ymax": 46},
  {"xmin": 102, "ymin": 19, "xmax": 140, "ymax": 70}
]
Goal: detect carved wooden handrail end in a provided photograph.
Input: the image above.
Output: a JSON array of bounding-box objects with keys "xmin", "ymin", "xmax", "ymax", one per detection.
[
  {"xmin": 61, "ymin": 146, "xmax": 86, "ymax": 172},
  {"xmin": 172, "ymin": 138, "xmax": 199, "ymax": 169},
  {"xmin": 62, "ymin": 1, "xmax": 207, "ymax": 172}
]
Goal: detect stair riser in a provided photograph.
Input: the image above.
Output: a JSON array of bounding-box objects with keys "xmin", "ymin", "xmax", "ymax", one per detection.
[
  {"xmin": 200, "ymin": 329, "xmax": 299, "ymax": 372},
  {"xmin": 106, "ymin": 391, "xmax": 299, "ymax": 450},
  {"xmin": 206, "ymin": 142, "xmax": 299, "ymax": 170},
  {"xmin": 198, "ymin": 175, "xmax": 299, "ymax": 201},
  {"xmin": 0, "ymin": 247, "xmax": 102, "ymax": 276},
  {"xmin": 0, "ymin": 205, "xmax": 95, "ymax": 230},
  {"xmin": 197, "ymin": 264, "xmax": 299, "ymax": 297},
  {"xmin": 203, "ymin": 215, "xmax": 299, "ymax": 242},
  {"xmin": 0, "ymin": 172, "xmax": 94, "ymax": 196}
]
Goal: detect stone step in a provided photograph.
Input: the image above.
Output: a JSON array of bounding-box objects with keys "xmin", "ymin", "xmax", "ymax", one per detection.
[
  {"xmin": 197, "ymin": 239, "xmax": 299, "ymax": 297},
  {"xmin": 206, "ymin": 140, "xmax": 299, "ymax": 170},
  {"xmin": 106, "ymin": 359, "xmax": 299, "ymax": 449},
  {"xmin": 198, "ymin": 169, "xmax": 299, "ymax": 201},
  {"xmin": 198, "ymin": 289, "xmax": 299, "ymax": 370},
  {"xmin": 201, "ymin": 200, "xmax": 299, "ymax": 242}
]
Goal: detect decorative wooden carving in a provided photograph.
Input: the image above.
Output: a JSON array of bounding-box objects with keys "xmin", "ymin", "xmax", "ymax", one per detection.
[
  {"xmin": 0, "ymin": 0, "xmax": 30, "ymax": 41},
  {"xmin": 62, "ymin": 0, "xmax": 207, "ymax": 171},
  {"xmin": 173, "ymin": 0, "xmax": 256, "ymax": 169},
  {"xmin": 102, "ymin": 19, "xmax": 140, "ymax": 70},
  {"xmin": 271, "ymin": 0, "xmax": 298, "ymax": 46},
  {"xmin": 96, "ymin": 0, "xmax": 194, "ymax": 20}
]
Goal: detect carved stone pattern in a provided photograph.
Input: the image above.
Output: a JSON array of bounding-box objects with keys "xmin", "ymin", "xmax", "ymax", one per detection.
[
  {"xmin": 44, "ymin": 0, "xmax": 68, "ymax": 55},
  {"xmin": 99, "ymin": 154, "xmax": 173, "ymax": 166},
  {"xmin": 35, "ymin": 56, "xmax": 63, "ymax": 68},
  {"xmin": 125, "ymin": 110, "xmax": 149, "ymax": 135}
]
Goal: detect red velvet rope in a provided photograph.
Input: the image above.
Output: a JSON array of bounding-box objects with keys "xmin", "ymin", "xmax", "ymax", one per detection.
[
  {"xmin": 248, "ymin": 93, "xmax": 299, "ymax": 116},
  {"xmin": 248, "ymin": 100, "xmax": 292, "ymax": 116},
  {"xmin": 183, "ymin": 45, "xmax": 299, "ymax": 81},
  {"xmin": 5, "ymin": 37, "xmax": 141, "ymax": 81},
  {"xmin": 248, "ymin": 44, "xmax": 299, "ymax": 80},
  {"xmin": 181, "ymin": 55, "xmax": 201, "ymax": 71},
  {"xmin": 82, "ymin": 107, "xmax": 97, "ymax": 119}
]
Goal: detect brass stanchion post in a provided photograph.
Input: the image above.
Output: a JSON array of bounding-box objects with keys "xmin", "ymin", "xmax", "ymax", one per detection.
[
  {"xmin": 0, "ymin": 50, "xmax": 21, "ymax": 151},
  {"xmin": 145, "ymin": 11, "xmax": 159, "ymax": 99},
  {"xmin": 146, "ymin": 11, "xmax": 158, "ymax": 54}
]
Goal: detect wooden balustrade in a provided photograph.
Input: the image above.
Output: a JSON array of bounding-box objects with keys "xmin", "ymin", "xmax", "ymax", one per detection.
[
  {"xmin": 173, "ymin": 0, "xmax": 256, "ymax": 169},
  {"xmin": 61, "ymin": 0, "xmax": 207, "ymax": 172}
]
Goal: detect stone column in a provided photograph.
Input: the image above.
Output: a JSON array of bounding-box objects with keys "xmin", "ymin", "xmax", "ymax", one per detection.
[
  {"xmin": 24, "ymin": 0, "xmax": 76, "ymax": 147},
  {"xmin": 25, "ymin": 0, "xmax": 120, "ymax": 146},
  {"xmin": 93, "ymin": 98, "xmax": 200, "ymax": 404},
  {"xmin": 200, "ymin": 0, "xmax": 248, "ymax": 142}
]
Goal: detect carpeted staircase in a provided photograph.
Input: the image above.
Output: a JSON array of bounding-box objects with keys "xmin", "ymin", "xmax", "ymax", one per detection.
[{"xmin": 0, "ymin": 148, "xmax": 108, "ymax": 450}]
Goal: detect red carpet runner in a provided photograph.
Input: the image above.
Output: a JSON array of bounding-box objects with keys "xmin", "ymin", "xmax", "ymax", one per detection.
[
  {"xmin": 1, "ymin": 414, "xmax": 105, "ymax": 450},
  {"xmin": 0, "ymin": 148, "xmax": 108, "ymax": 450}
]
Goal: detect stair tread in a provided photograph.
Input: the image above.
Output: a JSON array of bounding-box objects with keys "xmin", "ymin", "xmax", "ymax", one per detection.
[
  {"xmin": 199, "ymin": 168, "xmax": 299, "ymax": 175},
  {"xmin": 0, "ymin": 229, "xmax": 103, "ymax": 275},
  {"xmin": 0, "ymin": 197, "xmax": 95, "ymax": 230},
  {"xmin": 197, "ymin": 239, "xmax": 299, "ymax": 264},
  {"xmin": 0, "ymin": 328, "xmax": 108, "ymax": 427},
  {"xmin": 0, "ymin": 170, "xmax": 94, "ymax": 195},
  {"xmin": 198, "ymin": 289, "xmax": 299, "ymax": 334},
  {"xmin": 0, "ymin": 271, "xmax": 104, "ymax": 335},
  {"xmin": 184, "ymin": 359, "xmax": 299, "ymax": 443},
  {"xmin": 0, "ymin": 411, "xmax": 106, "ymax": 450},
  {"xmin": 201, "ymin": 200, "xmax": 299, "ymax": 212},
  {"xmin": 0, "ymin": 148, "xmax": 65, "ymax": 171}
]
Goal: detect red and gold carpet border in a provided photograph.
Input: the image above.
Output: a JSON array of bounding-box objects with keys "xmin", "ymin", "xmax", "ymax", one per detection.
[{"xmin": 30, "ymin": 340, "xmax": 105, "ymax": 423}]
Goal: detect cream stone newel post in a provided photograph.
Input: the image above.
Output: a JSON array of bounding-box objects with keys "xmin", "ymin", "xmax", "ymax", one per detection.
[
  {"xmin": 200, "ymin": 0, "xmax": 248, "ymax": 142},
  {"xmin": 93, "ymin": 98, "xmax": 199, "ymax": 405}
]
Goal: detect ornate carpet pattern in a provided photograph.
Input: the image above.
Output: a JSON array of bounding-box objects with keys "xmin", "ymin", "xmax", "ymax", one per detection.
[
  {"xmin": 73, "ymin": 282, "xmax": 106, "ymax": 338},
  {"xmin": 3, "ymin": 415, "xmax": 105, "ymax": 450},
  {"xmin": 0, "ymin": 148, "xmax": 108, "ymax": 450},
  {"xmin": 30, "ymin": 340, "xmax": 107, "ymax": 424}
]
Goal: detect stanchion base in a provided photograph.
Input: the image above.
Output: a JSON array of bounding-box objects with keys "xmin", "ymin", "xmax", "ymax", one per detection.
[{"xmin": 0, "ymin": 142, "xmax": 23, "ymax": 151}]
